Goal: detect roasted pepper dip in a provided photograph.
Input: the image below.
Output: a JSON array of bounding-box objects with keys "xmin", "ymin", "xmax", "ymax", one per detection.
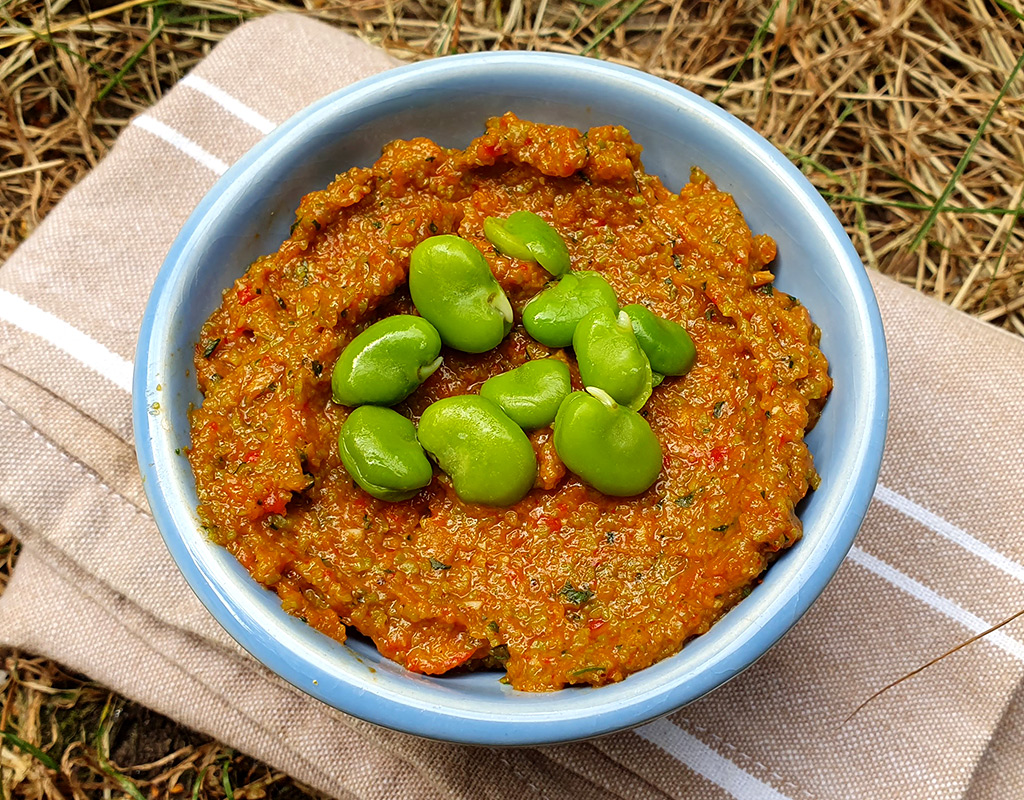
[{"xmin": 189, "ymin": 113, "xmax": 831, "ymax": 691}]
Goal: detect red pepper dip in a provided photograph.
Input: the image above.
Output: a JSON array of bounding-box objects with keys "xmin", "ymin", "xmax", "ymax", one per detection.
[{"xmin": 189, "ymin": 113, "xmax": 831, "ymax": 691}]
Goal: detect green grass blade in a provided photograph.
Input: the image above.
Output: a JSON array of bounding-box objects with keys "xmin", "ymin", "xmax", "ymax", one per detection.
[
  {"xmin": 714, "ymin": 0, "xmax": 782, "ymax": 103},
  {"xmin": 3, "ymin": 16, "xmax": 115, "ymax": 79},
  {"xmin": 993, "ymin": 0, "xmax": 1024, "ymax": 22},
  {"xmin": 581, "ymin": 0, "xmax": 646, "ymax": 55},
  {"xmin": 780, "ymin": 147, "xmax": 844, "ymax": 182},
  {"xmin": 909, "ymin": 48, "xmax": 1024, "ymax": 251},
  {"xmin": 97, "ymin": 18, "xmax": 165, "ymax": 102},
  {"xmin": 221, "ymin": 754, "xmax": 235, "ymax": 800},
  {"xmin": 164, "ymin": 12, "xmax": 250, "ymax": 25},
  {"xmin": 819, "ymin": 191, "xmax": 1023, "ymax": 217},
  {"xmin": 89, "ymin": 695, "xmax": 146, "ymax": 800},
  {"xmin": 0, "ymin": 730, "xmax": 60, "ymax": 771},
  {"xmin": 98, "ymin": 760, "xmax": 147, "ymax": 800},
  {"xmin": 191, "ymin": 765, "xmax": 210, "ymax": 800}
]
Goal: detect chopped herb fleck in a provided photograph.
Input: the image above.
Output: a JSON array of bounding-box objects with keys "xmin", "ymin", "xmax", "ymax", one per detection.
[
  {"xmin": 672, "ymin": 254, "xmax": 682, "ymax": 270},
  {"xmin": 312, "ymin": 361, "xmax": 323, "ymax": 377},
  {"xmin": 276, "ymin": 296, "xmax": 286, "ymax": 309},
  {"xmin": 571, "ymin": 665, "xmax": 607, "ymax": 677},
  {"xmin": 487, "ymin": 620, "xmax": 499, "ymax": 633},
  {"xmin": 428, "ymin": 221, "xmax": 438, "ymax": 234},
  {"xmin": 267, "ymin": 514, "xmax": 288, "ymax": 531},
  {"xmin": 713, "ymin": 401, "xmax": 726, "ymax": 418},
  {"xmin": 605, "ymin": 530, "xmax": 616, "ymax": 543},
  {"xmin": 674, "ymin": 493, "xmax": 695, "ymax": 508},
  {"xmin": 712, "ymin": 524, "xmax": 730, "ymax": 532},
  {"xmin": 765, "ymin": 410, "xmax": 772, "ymax": 418},
  {"xmin": 757, "ymin": 283, "xmax": 774, "ymax": 296},
  {"xmin": 491, "ymin": 645, "xmax": 510, "ymax": 664},
  {"xmin": 202, "ymin": 338, "xmax": 221, "ymax": 358},
  {"xmin": 559, "ymin": 583, "xmax": 594, "ymax": 606},
  {"xmin": 429, "ymin": 557, "xmax": 451, "ymax": 571}
]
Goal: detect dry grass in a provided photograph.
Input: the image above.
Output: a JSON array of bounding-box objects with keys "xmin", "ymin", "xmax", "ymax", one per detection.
[
  {"xmin": 2, "ymin": 0, "xmax": 1023, "ymax": 797},
  {"xmin": 3, "ymin": 0, "xmax": 1023, "ymax": 327},
  {"xmin": 1, "ymin": 654, "xmax": 326, "ymax": 799}
]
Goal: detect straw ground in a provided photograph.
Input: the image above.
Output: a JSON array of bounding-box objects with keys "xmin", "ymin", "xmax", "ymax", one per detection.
[{"xmin": 2, "ymin": 0, "xmax": 1023, "ymax": 797}]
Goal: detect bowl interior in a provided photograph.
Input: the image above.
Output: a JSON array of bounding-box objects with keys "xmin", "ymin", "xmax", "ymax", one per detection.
[{"xmin": 134, "ymin": 52, "xmax": 888, "ymax": 745}]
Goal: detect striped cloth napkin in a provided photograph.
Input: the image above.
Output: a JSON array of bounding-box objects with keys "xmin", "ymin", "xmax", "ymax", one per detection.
[{"xmin": 2, "ymin": 14, "xmax": 1023, "ymax": 800}]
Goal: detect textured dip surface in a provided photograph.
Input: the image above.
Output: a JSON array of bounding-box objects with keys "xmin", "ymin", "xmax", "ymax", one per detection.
[{"xmin": 188, "ymin": 113, "xmax": 832, "ymax": 691}]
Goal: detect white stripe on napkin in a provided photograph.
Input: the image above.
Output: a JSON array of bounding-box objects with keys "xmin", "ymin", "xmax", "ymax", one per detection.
[
  {"xmin": 133, "ymin": 115, "xmax": 229, "ymax": 175},
  {"xmin": 848, "ymin": 546, "xmax": 1024, "ymax": 661},
  {"xmin": 180, "ymin": 74, "xmax": 276, "ymax": 134},
  {"xmin": 0, "ymin": 289, "xmax": 133, "ymax": 394},
  {"xmin": 636, "ymin": 718, "xmax": 793, "ymax": 800},
  {"xmin": 873, "ymin": 483, "xmax": 1024, "ymax": 583}
]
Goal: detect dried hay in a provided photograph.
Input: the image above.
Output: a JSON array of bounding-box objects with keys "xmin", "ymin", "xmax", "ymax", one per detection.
[
  {"xmin": 2, "ymin": 0, "xmax": 1022, "ymax": 330},
  {"xmin": 1, "ymin": 654, "xmax": 327, "ymax": 797},
  {"xmin": 1, "ymin": 0, "xmax": 1023, "ymax": 796}
]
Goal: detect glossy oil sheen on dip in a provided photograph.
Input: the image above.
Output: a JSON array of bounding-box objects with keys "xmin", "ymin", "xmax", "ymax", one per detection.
[{"xmin": 188, "ymin": 113, "xmax": 832, "ymax": 692}]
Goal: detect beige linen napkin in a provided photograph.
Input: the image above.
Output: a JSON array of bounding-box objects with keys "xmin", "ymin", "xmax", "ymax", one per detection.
[{"xmin": 2, "ymin": 14, "xmax": 1024, "ymax": 800}]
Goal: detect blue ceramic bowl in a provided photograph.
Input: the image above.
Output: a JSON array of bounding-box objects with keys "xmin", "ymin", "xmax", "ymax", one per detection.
[{"xmin": 134, "ymin": 52, "xmax": 888, "ymax": 746}]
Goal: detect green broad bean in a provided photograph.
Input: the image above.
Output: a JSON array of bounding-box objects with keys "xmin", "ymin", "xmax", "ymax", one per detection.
[
  {"xmin": 623, "ymin": 303, "xmax": 696, "ymax": 377},
  {"xmin": 338, "ymin": 405, "xmax": 433, "ymax": 502},
  {"xmin": 553, "ymin": 387, "xmax": 662, "ymax": 497},
  {"xmin": 331, "ymin": 314, "xmax": 442, "ymax": 407},
  {"xmin": 483, "ymin": 211, "xmax": 571, "ymax": 276},
  {"xmin": 479, "ymin": 359, "xmax": 572, "ymax": 430},
  {"xmin": 417, "ymin": 395, "xmax": 537, "ymax": 507},
  {"xmin": 409, "ymin": 235, "xmax": 513, "ymax": 353},
  {"xmin": 573, "ymin": 307, "xmax": 653, "ymax": 411},
  {"xmin": 521, "ymin": 271, "xmax": 619, "ymax": 347}
]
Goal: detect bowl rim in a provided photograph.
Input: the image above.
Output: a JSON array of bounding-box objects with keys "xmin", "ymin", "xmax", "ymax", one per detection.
[{"xmin": 134, "ymin": 50, "xmax": 889, "ymax": 746}]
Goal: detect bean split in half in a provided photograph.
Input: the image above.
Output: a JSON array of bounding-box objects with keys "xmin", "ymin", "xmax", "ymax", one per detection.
[
  {"xmin": 553, "ymin": 387, "xmax": 663, "ymax": 497},
  {"xmin": 623, "ymin": 303, "xmax": 696, "ymax": 378},
  {"xmin": 409, "ymin": 235, "xmax": 513, "ymax": 353},
  {"xmin": 483, "ymin": 211, "xmax": 571, "ymax": 276},
  {"xmin": 331, "ymin": 314, "xmax": 442, "ymax": 407},
  {"xmin": 417, "ymin": 395, "xmax": 538, "ymax": 507},
  {"xmin": 573, "ymin": 307, "xmax": 653, "ymax": 411},
  {"xmin": 521, "ymin": 271, "xmax": 619, "ymax": 347},
  {"xmin": 479, "ymin": 358, "xmax": 572, "ymax": 430},
  {"xmin": 338, "ymin": 405, "xmax": 434, "ymax": 502}
]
